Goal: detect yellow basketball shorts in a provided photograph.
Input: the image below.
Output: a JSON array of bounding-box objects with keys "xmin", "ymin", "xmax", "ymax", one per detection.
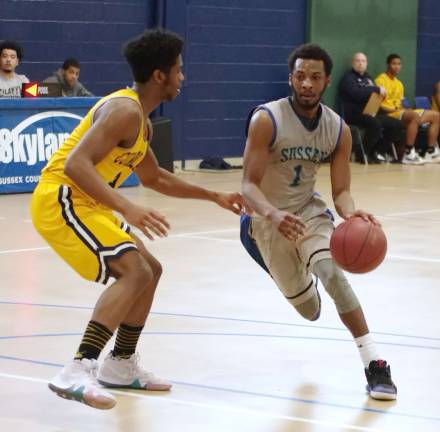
[
  {"xmin": 30, "ymin": 182, "xmax": 137, "ymax": 284},
  {"xmin": 387, "ymin": 108, "xmax": 424, "ymax": 120}
]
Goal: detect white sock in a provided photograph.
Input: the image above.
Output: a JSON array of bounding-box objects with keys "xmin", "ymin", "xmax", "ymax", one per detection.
[{"xmin": 355, "ymin": 333, "xmax": 379, "ymax": 368}]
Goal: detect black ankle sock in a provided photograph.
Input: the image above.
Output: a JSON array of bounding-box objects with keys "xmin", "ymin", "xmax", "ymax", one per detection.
[
  {"xmin": 74, "ymin": 320, "xmax": 113, "ymax": 361},
  {"xmin": 427, "ymin": 146, "xmax": 435, "ymax": 154},
  {"xmin": 113, "ymin": 323, "xmax": 144, "ymax": 359},
  {"xmin": 404, "ymin": 145, "xmax": 413, "ymax": 154}
]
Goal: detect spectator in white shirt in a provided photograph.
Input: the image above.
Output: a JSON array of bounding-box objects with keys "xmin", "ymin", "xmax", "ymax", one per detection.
[{"xmin": 0, "ymin": 40, "xmax": 29, "ymax": 98}]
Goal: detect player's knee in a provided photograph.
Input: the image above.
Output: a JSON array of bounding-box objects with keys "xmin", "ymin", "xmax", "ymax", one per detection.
[
  {"xmin": 312, "ymin": 259, "xmax": 360, "ymax": 314},
  {"xmin": 129, "ymin": 261, "xmax": 154, "ymax": 292},
  {"xmin": 149, "ymin": 258, "xmax": 163, "ymax": 281},
  {"xmin": 110, "ymin": 251, "xmax": 154, "ymax": 290},
  {"xmin": 293, "ymin": 293, "xmax": 321, "ymax": 321},
  {"xmin": 410, "ymin": 113, "xmax": 421, "ymax": 124}
]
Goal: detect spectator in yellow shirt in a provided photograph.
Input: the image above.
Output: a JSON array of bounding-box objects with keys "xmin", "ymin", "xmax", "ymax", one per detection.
[{"xmin": 375, "ymin": 54, "xmax": 440, "ymax": 164}]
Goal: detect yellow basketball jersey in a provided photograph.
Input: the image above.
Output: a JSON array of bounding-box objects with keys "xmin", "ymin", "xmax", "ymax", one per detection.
[
  {"xmin": 374, "ymin": 73, "xmax": 404, "ymax": 111},
  {"xmin": 41, "ymin": 88, "xmax": 148, "ymax": 197}
]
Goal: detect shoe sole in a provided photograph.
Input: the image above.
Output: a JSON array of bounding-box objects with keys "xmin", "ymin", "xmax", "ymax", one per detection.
[
  {"xmin": 48, "ymin": 383, "xmax": 117, "ymax": 409},
  {"xmin": 98, "ymin": 379, "xmax": 172, "ymax": 391},
  {"xmin": 366, "ymin": 385, "xmax": 397, "ymax": 401},
  {"xmin": 369, "ymin": 390, "xmax": 397, "ymax": 401}
]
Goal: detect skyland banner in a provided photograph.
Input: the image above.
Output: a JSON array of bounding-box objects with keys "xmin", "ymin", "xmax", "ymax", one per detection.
[{"xmin": 0, "ymin": 98, "xmax": 139, "ymax": 194}]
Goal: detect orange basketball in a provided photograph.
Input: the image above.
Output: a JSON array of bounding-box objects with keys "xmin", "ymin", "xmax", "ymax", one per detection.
[{"xmin": 330, "ymin": 217, "xmax": 387, "ymax": 273}]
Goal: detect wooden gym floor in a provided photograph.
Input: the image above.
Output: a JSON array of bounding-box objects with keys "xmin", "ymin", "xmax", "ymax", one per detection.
[{"xmin": 0, "ymin": 163, "xmax": 439, "ymax": 432}]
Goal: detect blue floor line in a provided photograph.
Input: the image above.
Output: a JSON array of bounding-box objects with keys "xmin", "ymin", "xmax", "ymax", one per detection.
[
  {"xmin": 1, "ymin": 300, "xmax": 439, "ymax": 342},
  {"xmin": 0, "ymin": 331, "xmax": 438, "ymax": 351}
]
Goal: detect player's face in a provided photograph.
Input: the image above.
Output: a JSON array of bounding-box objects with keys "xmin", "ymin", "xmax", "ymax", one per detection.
[
  {"xmin": 352, "ymin": 54, "xmax": 367, "ymax": 74},
  {"xmin": 162, "ymin": 55, "xmax": 185, "ymax": 101},
  {"xmin": 0, "ymin": 49, "xmax": 19, "ymax": 73},
  {"xmin": 388, "ymin": 58, "xmax": 401, "ymax": 75},
  {"xmin": 290, "ymin": 59, "xmax": 329, "ymax": 110},
  {"xmin": 63, "ymin": 66, "xmax": 80, "ymax": 87}
]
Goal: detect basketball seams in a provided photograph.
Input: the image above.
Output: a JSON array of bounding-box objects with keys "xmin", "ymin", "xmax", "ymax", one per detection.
[
  {"xmin": 350, "ymin": 226, "xmax": 387, "ymax": 273},
  {"xmin": 341, "ymin": 217, "xmax": 356, "ymax": 266},
  {"xmin": 347, "ymin": 218, "xmax": 373, "ymax": 266},
  {"xmin": 332, "ymin": 217, "xmax": 387, "ymax": 273}
]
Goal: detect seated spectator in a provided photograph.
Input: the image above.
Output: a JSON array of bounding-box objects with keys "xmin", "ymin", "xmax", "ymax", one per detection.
[
  {"xmin": 43, "ymin": 58, "xmax": 93, "ymax": 97},
  {"xmin": 375, "ymin": 54, "xmax": 440, "ymax": 164},
  {"xmin": 0, "ymin": 40, "xmax": 29, "ymax": 98},
  {"xmin": 432, "ymin": 81, "xmax": 440, "ymax": 112},
  {"xmin": 339, "ymin": 52, "xmax": 402, "ymax": 164}
]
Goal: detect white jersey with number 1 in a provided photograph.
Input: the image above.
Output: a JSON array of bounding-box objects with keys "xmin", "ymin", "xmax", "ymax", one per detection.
[{"xmin": 254, "ymin": 97, "xmax": 343, "ymax": 216}]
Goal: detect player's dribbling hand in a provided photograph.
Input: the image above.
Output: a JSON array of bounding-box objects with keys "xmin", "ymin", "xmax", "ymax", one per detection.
[
  {"xmin": 269, "ymin": 209, "xmax": 306, "ymax": 242},
  {"xmin": 344, "ymin": 210, "xmax": 380, "ymax": 226},
  {"xmin": 122, "ymin": 203, "xmax": 170, "ymax": 240},
  {"xmin": 214, "ymin": 192, "xmax": 252, "ymax": 215}
]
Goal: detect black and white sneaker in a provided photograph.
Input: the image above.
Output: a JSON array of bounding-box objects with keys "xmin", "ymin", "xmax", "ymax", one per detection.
[{"xmin": 365, "ymin": 360, "xmax": 397, "ymax": 400}]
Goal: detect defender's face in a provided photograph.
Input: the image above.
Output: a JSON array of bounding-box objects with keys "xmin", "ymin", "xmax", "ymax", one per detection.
[
  {"xmin": 163, "ymin": 55, "xmax": 185, "ymax": 101},
  {"xmin": 63, "ymin": 66, "xmax": 80, "ymax": 87},
  {"xmin": 388, "ymin": 58, "xmax": 402, "ymax": 75},
  {"xmin": 290, "ymin": 58, "xmax": 329, "ymax": 110},
  {"xmin": 0, "ymin": 49, "xmax": 19, "ymax": 73}
]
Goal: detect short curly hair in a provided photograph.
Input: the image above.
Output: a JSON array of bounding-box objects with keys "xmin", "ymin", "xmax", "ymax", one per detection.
[
  {"xmin": 0, "ymin": 40, "xmax": 24, "ymax": 60},
  {"xmin": 123, "ymin": 28, "xmax": 184, "ymax": 83},
  {"xmin": 386, "ymin": 53, "xmax": 401, "ymax": 65},
  {"xmin": 288, "ymin": 43, "xmax": 333, "ymax": 76}
]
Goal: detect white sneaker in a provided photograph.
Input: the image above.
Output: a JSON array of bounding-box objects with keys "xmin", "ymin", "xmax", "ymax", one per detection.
[
  {"xmin": 424, "ymin": 146, "xmax": 440, "ymax": 164},
  {"xmin": 375, "ymin": 152, "xmax": 386, "ymax": 162},
  {"xmin": 98, "ymin": 352, "xmax": 172, "ymax": 391},
  {"xmin": 48, "ymin": 358, "xmax": 116, "ymax": 409},
  {"xmin": 401, "ymin": 148, "xmax": 426, "ymax": 165}
]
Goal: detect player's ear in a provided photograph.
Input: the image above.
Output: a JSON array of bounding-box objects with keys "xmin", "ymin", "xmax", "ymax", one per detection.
[
  {"xmin": 288, "ymin": 73, "xmax": 292, "ymax": 86},
  {"xmin": 326, "ymin": 76, "xmax": 331, "ymax": 86},
  {"xmin": 152, "ymin": 69, "xmax": 166, "ymax": 85}
]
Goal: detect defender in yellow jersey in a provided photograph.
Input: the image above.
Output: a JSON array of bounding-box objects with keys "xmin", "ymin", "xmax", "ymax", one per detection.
[
  {"xmin": 32, "ymin": 88, "xmax": 148, "ymax": 283},
  {"xmin": 31, "ymin": 29, "xmax": 246, "ymax": 410},
  {"xmin": 375, "ymin": 54, "xmax": 440, "ymax": 164}
]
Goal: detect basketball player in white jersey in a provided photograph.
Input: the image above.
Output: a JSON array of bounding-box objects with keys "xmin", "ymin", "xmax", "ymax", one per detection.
[{"xmin": 240, "ymin": 44, "xmax": 397, "ymax": 400}]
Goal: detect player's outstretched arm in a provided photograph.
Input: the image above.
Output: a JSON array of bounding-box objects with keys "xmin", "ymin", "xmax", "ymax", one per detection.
[
  {"xmin": 136, "ymin": 148, "xmax": 246, "ymax": 215},
  {"xmin": 241, "ymin": 110, "xmax": 305, "ymax": 241},
  {"xmin": 330, "ymin": 123, "xmax": 378, "ymax": 225}
]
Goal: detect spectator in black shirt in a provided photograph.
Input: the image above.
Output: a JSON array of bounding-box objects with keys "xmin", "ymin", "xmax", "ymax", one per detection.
[{"xmin": 339, "ymin": 53, "xmax": 402, "ymax": 163}]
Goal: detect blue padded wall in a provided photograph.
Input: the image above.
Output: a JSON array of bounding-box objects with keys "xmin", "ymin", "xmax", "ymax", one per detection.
[
  {"xmin": 416, "ymin": 0, "xmax": 440, "ymax": 98},
  {"xmin": 0, "ymin": 0, "xmax": 156, "ymax": 96},
  {"xmin": 162, "ymin": 0, "xmax": 306, "ymax": 160},
  {"xmin": 0, "ymin": 0, "xmax": 306, "ymax": 161}
]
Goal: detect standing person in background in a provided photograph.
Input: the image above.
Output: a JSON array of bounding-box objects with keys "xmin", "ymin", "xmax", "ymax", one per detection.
[
  {"xmin": 0, "ymin": 40, "xmax": 29, "ymax": 98},
  {"xmin": 43, "ymin": 57, "xmax": 93, "ymax": 96},
  {"xmin": 375, "ymin": 54, "xmax": 440, "ymax": 164}
]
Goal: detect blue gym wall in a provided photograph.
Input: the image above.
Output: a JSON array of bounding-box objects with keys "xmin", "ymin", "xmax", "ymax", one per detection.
[
  {"xmin": 0, "ymin": 0, "xmax": 438, "ymax": 160},
  {"xmin": 0, "ymin": 0, "xmax": 306, "ymax": 161},
  {"xmin": 0, "ymin": 0, "xmax": 156, "ymax": 96},
  {"xmin": 161, "ymin": 0, "xmax": 306, "ymax": 160},
  {"xmin": 416, "ymin": 0, "xmax": 440, "ymax": 98}
]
